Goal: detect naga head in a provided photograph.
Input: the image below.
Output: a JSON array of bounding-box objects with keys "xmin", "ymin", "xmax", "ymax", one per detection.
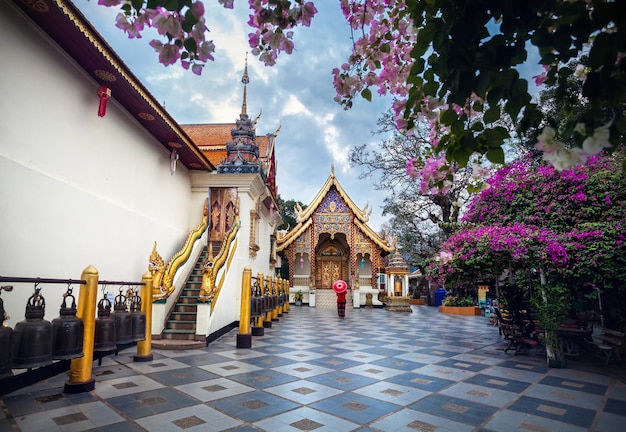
[{"xmin": 148, "ymin": 241, "xmax": 165, "ymax": 273}]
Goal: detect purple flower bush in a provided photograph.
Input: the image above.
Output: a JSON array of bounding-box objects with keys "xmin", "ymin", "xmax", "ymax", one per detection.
[{"xmin": 429, "ymin": 155, "xmax": 625, "ymax": 328}]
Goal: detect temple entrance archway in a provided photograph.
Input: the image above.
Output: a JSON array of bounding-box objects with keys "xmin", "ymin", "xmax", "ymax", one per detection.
[{"xmin": 315, "ymin": 233, "xmax": 349, "ymax": 289}]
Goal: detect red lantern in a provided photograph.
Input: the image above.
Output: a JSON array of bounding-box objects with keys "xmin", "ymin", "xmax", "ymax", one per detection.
[{"xmin": 97, "ymin": 85, "xmax": 111, "ymax": 117}]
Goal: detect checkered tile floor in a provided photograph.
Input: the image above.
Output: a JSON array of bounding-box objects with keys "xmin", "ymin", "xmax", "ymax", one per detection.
[{"xmin": 2, "ymin": 306, "xmax": 625, "ymax": 431}]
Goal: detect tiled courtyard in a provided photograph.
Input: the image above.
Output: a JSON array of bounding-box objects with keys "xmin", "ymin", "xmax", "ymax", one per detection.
[{"xmin": 1, "ymin": 305, "xmax": 624, "ymax": 431}]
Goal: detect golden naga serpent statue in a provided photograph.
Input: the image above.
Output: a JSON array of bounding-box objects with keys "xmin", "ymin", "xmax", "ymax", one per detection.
[{"xmin": 149, "ymin": 198, "xmax": 209, "ymax": 300}]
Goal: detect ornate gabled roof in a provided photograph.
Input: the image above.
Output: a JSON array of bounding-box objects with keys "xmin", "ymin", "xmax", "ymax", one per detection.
[
  {"xmin": 277, "ymin": 166, "xmax": 393, "ymax": 253},
  {"xmin": 386, "ymin": 250, "xmax": 409, "ymax": 275}
]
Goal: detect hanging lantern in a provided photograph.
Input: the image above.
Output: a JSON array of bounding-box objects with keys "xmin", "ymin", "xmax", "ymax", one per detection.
[
  {"xmin": 94, "ymin": 296, "xmax": 116, "ymax": 353},
  {"xmin": 300, "ymin": 255, "xmax": 304, "ymax": 269},
  {"xmin": 97, "ymin": 85, "xmax": 111, "ymax": 117},
  {"xmin": 12, "ymin": 287, "xmax": 53, "ymax": 369},
  {"xmin": 0, "ymin": 288, "xmax": 14, "ymax": 378},
  {"xmin": 129, "ymin": 289, "xmax": 146, "ymax": 342},
  {"xmin": 51, "ymin": 287, "xmax": 84, "ymax": 360},
  {"xmin": 170, "ymin": 150, "xmax": 179, "ymax": 175},
  {"xmin": 111, "ymin": 289, "xmax": 132, "ymax": 345},
  {"xmin": 361, "ymin": 256, "xmax": 365, "ymax": 269}
]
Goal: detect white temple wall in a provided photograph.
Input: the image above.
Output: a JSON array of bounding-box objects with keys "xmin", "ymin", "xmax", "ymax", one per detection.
[{"xmin": 0, "ymin": 2, "xmax": 194, "ymax": 326}]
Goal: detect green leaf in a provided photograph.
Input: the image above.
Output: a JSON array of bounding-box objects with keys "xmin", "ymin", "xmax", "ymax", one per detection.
[
  {"xmin": 361, "ymin": 88, "xmax": 372, "ymax": 102},
  {"xmin": 486, "ymin": 147, "xmax": 505, "ymax": 164},
  {"xmin": 380, "ymin": 43, "xmax": 391, "ymax": 53},
  {"xmin": 183, "ymin": 37, "xmax": 197, "ymax": 54},
  {"xmin": 440, "ymin": 109, "xmax": 457, "ymax": 125},
  {"xmin": 484, "ymin": 106, "xmax": 500, "ymax": 123}
]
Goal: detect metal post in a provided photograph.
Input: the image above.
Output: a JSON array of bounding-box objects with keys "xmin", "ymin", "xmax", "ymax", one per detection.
[
  {"xmin": 237, "ymin": 267, "xmax": 252, "ymax": 348},
  {"xmin": 261, "ymin": 272, "xmax": 272, "ymax": 328},
  {"xmin": 134, "ymin": 271, "xmax": 153, "ymax": 362},
  {"xmin": 270, "ymin": 275, "xmax": 278, "ymax": 322},
  {"xmin": 65, "ymin": 265, "xmax": 98, "ymax": 393}
]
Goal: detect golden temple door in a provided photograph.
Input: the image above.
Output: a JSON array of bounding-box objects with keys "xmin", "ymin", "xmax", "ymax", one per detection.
[{"xmin": 319, "ymin": 259, "xmax": 343, "ymax": 289}]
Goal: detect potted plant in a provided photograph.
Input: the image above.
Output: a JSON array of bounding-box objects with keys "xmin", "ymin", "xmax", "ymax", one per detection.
[
  {"xmin": 439, "ymin": 295, "xmax": 482, "ymax": 315},
  {"xmin": 294, "ymin": 290, "xmax": 303, "ymax": 306}
]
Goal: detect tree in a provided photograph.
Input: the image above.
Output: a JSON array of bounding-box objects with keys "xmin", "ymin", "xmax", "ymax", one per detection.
[
  {"xmin": 336, "ymin": 0, "xmax": 626, "ymax": 171},
  {"xmin": 348, "ymin": 112, "xmax": 487, "ymax": 270}
]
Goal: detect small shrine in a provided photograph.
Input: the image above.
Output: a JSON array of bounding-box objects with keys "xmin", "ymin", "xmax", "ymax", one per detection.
[{"xmin": 384, "ymin": 250, "xmax": 412, "ymax": 312}]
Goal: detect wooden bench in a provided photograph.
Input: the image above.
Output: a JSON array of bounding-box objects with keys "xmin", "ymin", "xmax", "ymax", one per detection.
[
  {"xmin": 586, "ymin": 328, "xmax": 625, "ymax": 365},
  {"xmin": 494, "ymin": 308, "xmax": 541, "ymax": 355}
]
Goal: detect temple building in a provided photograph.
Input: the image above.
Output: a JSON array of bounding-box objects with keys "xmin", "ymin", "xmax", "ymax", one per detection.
[{"xmin": 276, "ymin": 168, "xmax": 395, "ymax": 307}]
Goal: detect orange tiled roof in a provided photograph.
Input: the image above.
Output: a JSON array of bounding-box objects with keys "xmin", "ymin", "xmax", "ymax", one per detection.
[{"xmin": 181, "ymin": 124, "xmax": 273, "ymax": 165}]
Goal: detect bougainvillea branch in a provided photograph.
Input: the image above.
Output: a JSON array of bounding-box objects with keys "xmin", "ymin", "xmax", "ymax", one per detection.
[{"xmin": 99, "ymin": 0, "xmax": 317, "ymax": 74}]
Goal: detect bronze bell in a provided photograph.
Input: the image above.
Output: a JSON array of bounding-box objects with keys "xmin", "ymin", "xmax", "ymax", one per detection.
[
  {"xmin": 0, "ymin": 290, "xmax": 14, "ymax": 378},
  {"xmin": 94, "ymin": 297, "xmax": 116, "ymax": 353},
  {"xmin": 51, "ymin": 288, "xmax": 84, "ymax": 360},
  {"xmin": 12, "ymin": 288, "xmax": 53, "ymax": 369},
  {"xmin": 129, "ymin": 290, "xmax": 146, "ymax": 342},
  {"xmin": 111, "ymin": 290, "xmax": 132, "ymax": 345},
  {"xmin": 250, "ymin": 296, "xmax": 262, "ymax": 318}
]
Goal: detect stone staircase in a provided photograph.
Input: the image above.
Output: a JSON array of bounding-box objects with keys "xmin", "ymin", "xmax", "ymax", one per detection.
[{"xmin": 156, "ymin": 245, "xmax": 209, "ymax": 348}]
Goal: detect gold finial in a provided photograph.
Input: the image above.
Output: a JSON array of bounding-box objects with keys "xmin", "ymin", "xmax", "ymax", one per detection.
[
  {"xmin": 241, "ymin": 53, "xmax": 249, "ymax": 116},
  {"xmin": 253, "ymin": 109, "xmax": 262, "ymax": 126},
  {"xmin": 331, "ymin": 163, "xmax": 335, "ymax": 177},
  {"xmin": 273, "ymin": 121, "xmax": 282, "ymax": 137}
]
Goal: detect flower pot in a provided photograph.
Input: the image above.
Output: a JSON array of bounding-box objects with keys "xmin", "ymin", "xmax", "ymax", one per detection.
[
  {"xmin": 438, "ymin": 306, "xmax": 482, "ymax": 316},
  {"xmin": 548, "ymin": 358, "xmax": 568, "ymax": 368}
]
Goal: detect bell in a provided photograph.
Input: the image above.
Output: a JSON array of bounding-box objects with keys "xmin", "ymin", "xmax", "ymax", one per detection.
[
  {"xmin": 129, "ymin": 291, "xmax": 146, "ymax": 342},
  {"xmin": 12, "ymin": 289, "xmax": 53, "ymax": 369},
  {"xmin": 0, "ymin": 294, "xmax": 14, "ymax": 378},
  {"xmin": 250, "ymin": 296, "xmax": 263, "ymax": 318},
  {"xmin": 111, "ymin": 290, "xmax": 132, "ymax": 345},
  {"xmin": 51, "ymin": 288, "xmax": 84, "ymax": 360},
  {"xmin": 94, "ymin": 297, "xmax": 116, "ymax": 353}
]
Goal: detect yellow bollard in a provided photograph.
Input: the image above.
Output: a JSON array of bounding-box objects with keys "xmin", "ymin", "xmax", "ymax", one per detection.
[
  {"xmin": 65, "ymin": 265, "xmax": 98, "ymax": 393},
  {"xmin": 237, "ymin": 267, "xmax": 252, "ymax": 348},
  {"xmin": 283, "ymin": 279, "xmax": 290, "ymax": 312},
  {"xmin": 269, "ymin": 275, "xmax": 279, "ymax": 322},
  {"xmin": 134, "ymin": 272, "xmax": 153, "ymax": 362},
  {"xmin": 276, "ymin": 277, "xmax": 283, "ymax": 317}
]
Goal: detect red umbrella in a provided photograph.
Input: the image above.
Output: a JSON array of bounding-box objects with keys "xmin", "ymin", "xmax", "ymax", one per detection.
[{"xmin": 332, "ymin": 280, "xmax": 347, "ymax": 294}]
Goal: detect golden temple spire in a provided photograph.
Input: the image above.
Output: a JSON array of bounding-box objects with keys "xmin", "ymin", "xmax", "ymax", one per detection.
[
  {"xmin": 331, "ymin": 162, "xmax": 335, "ymax": 177},
  {"xmin": 241, "ymin": 53, "xmax": 249, "ymax": 117}
]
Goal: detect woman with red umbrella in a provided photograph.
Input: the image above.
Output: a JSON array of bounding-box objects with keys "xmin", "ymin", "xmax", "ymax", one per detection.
[{"xmin": 333, "ymin": 280, "xmax": 347, "ymax": 318}]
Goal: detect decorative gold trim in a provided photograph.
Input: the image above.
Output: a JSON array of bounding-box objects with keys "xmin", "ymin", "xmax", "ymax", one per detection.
[
  {"xmin": 168, "ymin": 141, "xmax": 183, "ymax": 148},
  {"xmin": 158, "ymin": 199, "xmax": 209, "ymax": 299},
  {"xmin": 199, "ymin": 217, "xmax": 240, "ymax": 307},
  {"xmin": 52, "ymin": 0, "xmax": 211, "ymax": 169}
]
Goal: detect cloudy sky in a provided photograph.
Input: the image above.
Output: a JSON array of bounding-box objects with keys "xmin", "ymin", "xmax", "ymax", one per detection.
[{"xmin": 78, "ymin": 1, "xmax": 395, "ymax": 231}]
